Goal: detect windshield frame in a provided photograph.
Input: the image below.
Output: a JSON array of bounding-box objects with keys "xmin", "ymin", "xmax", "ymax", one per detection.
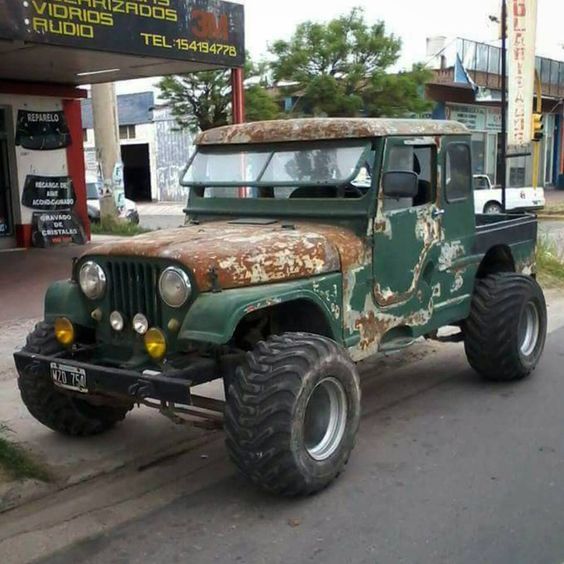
[{"xmin": 180, "ymin": 140, "xmax": 373, "ymax": 189}]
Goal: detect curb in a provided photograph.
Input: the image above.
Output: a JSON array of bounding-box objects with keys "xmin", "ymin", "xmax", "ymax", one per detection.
[
  {"xmin": 0, "ymin": 428, "xmax": 216, "ymax": 514},
  {"xmin": 0, "ymin": 479, "xmax": 52, "ymax": 513}
]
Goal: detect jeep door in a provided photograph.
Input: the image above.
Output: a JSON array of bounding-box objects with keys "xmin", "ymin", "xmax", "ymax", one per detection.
[{"xmin": 373, "ymin": 137, "xmax": 442, "ymax": 307}]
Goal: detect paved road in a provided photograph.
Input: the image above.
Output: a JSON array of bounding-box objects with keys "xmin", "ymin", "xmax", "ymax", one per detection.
[{"xmin": 41, "ymin": 330, "xmax": 564, "ymax": 564}]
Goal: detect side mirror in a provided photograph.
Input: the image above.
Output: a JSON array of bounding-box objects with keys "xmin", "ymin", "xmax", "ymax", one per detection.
[{"xmin": 382, "ymin": 171, "xmax": 418, "ymax": 199}]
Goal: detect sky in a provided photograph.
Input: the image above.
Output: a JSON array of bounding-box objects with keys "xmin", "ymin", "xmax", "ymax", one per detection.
[{"xmin": 116, "ymin": 0, "xmax": 564, "ymax": 96}]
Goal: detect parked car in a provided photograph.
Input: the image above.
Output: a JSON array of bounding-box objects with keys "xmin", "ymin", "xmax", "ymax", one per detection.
[
  {"xmin": 473, "ymin": 174, "xmax": 545, "ymax": 215},
  {"xmin": 15, "ymin": 119, "xmax": 546, "ymax": 497},
  {"xmin": 86, "ymin": 175, "xmax": 139, "ymax": 224}
]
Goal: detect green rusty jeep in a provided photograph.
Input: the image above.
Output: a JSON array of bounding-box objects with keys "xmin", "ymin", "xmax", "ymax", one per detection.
[{"xmin": 14, "ymin": 118, "xmax": 547, "ymax": 496}]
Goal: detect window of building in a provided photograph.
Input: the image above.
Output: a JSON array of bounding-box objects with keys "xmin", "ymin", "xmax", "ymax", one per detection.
[
  {"xmin": 445, "ymin": 143, "xmax": 471, "ymax": 202},
  {"xmin": 119, "ymin": 125, "xmax": 136, "ymax": 140},
  {"xmin": 82, "ymin": 129, "xmax": 88, "ymax": 142}
]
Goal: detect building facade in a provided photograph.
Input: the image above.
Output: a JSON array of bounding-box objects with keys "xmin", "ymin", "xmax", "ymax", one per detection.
[
  {"xmin": 0, "ymin": 0, "xmax": 245, "ymax": 248},
  {"xmin": 82, "ymin": 93, "xmax": 194, "ymax": 203},
  {"xmin": 427, "ymin": 37, "xmax": 564, "ymax": 188}
]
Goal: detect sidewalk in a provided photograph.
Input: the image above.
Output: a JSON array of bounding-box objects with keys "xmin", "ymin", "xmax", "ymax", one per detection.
[{"xmin": 137, "ymin": 201, "xmax": 185, "ymax": 216}]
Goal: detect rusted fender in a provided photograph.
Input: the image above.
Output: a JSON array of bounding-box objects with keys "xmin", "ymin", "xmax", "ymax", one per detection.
[
  {"xmin": 88, "ymin": 221, "xmax": 368, "ymax": 292},
  {"xmin": 178, "ymin": 273, "xmax": 343, "ymax": 345}
]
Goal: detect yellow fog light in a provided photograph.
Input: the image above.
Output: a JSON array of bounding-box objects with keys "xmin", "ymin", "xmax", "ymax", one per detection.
[
  {"xmin": 54, "ymin": 317, "xmax": 75, "ymax": 347},
  {"xmin": 144, "ymin": 328, "xmax": 167, "ymax": 360}
]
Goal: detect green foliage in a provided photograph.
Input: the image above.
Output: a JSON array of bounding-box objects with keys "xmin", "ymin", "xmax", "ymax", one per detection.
[
  {"xmin": 245, "ymin": 84, "xmax": 281, "ymax": 123},
  {"xmin": 536, "ymin": 236, "xmax": 564, "ymax": 286},
  {"xmin": 159, "ymin": 71, "xmax": 232, "ymax": 132},
  {"xmin": 92, "ymin": 220, "xmax": 150, "ymax": 237},
  {"xmin": 270, "ymin": 7, "xmax": 432, "ymax": 118},
  {"xmin": 158, "ymin": 58, "xmax": 280, "ymax": 132},
  {"xmin": 0, "ymin": 425, "xmax": 50, "ymax": 482}
]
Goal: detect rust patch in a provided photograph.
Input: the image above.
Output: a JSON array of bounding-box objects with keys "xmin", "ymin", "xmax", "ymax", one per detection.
[
  {"xmin": 354, "ymin": 311, "xmax": 386, "ymax": 351},
  {"xmin": 196, "ymin": 118, "xmax": 469, "ymax": 146},
  {"xmin": 87, "ymin": 220, "xmax": 369, "ymax": 292}
]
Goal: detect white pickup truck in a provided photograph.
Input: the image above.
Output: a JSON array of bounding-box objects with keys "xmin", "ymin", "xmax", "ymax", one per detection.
[{"xmin": 473, "ymin": 174, "xmax": 545, "ymax": 215}]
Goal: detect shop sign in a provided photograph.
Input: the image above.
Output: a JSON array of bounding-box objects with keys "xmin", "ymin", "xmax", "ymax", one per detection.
[
  {"xmin": 485, "ymin": 108, "xmax": 502, "ymax": 132},
  {"xmin": 15, "ymin": 110, "xmax": 71, "ymax": 151},
  {"xmin": 2, "ymin": 0, "xmax": 245, "ymax": 67},
  {"xmin": 446, "ymin": 105, "xmax": 486, "ymax": 131},
  {"xmin": 22, "ymin": 176, "xmax": 76, "ymax": 211},
  {"xmin": 447, "ymin": 104, "xmax": 502, "ymax": 132},
  {"xmin": 32, "ymin": 211, "xmax": 86, "ymax": 248},
  {"xmin": 508, "ymin": 0, "xmax": 538, "ymax": 147}
]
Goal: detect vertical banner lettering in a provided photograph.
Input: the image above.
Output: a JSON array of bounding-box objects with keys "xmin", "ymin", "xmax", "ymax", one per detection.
[{"xmin": 507, "ymin": 0, "xmax": 538, "ymax": 147}]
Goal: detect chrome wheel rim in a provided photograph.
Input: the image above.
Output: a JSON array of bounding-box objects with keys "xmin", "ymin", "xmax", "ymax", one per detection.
[
  {"xmin": 519, "ymin": 301, "xmax": 540, "ymax": 357},
  {"xmin": 303, "ymin": 377, "xmax": 348, "ymax": 461}
]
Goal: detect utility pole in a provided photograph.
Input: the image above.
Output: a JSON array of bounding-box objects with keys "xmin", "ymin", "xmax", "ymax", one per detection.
[
  {"xmin": 91, "ymin": 82, "xmax": 120, "ymax": 224},
  {"xmin": 500, "ymin": 0, "xmax": 508, "ymax": 212}
]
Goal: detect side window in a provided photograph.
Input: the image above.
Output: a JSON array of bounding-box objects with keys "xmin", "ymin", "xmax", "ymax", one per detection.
[
  {"xmin": 383, "ymin": 143, "xmax": 436, "ymax": 212},
  {"xmin": 473, "ymin": 176, "xmax": 490, "ymax": 191},
  {"xmin": 445, "ymin": 144, "xmax": 472, "ymax": 202}
]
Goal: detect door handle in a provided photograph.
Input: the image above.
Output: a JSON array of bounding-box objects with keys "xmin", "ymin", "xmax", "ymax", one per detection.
[{"xmin": 432, "ymin": 208, "xmax": 445, "ymax": 220}]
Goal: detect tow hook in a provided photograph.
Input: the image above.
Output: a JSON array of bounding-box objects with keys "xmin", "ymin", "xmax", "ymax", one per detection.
[{"xmin": 128, "ymin": 380, "xmax": 155, "ymax": 399}]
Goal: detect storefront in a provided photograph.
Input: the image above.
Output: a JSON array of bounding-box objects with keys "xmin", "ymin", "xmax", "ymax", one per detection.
[
  {"xmin": 427, "ymin": 38, "xmax": 564, "ymax": 190},
  {"xmin": 439, "ymin": 100, "xmax": 559, "ymax": 189},
  {"xmin": 0, "ymin": 0, "xmax": 245, "ymax": 249}
]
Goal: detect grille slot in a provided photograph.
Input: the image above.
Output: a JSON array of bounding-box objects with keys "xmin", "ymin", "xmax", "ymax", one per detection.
[{"xmin": 107, "ymin": 261, "xmax": 161, "ymax": 326}]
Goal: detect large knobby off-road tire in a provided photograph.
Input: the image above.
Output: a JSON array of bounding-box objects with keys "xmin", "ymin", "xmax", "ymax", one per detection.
[
  {"xmin": 225, "ymin": 332, "xmax": 361, "ymax": 496},
  {"xmin": 17, "ymin": 322, "xmax": 129, "ymax": 436},
  {"xmin": 464, "ymin": 274, "xmax": 547, "ymax": 382}
]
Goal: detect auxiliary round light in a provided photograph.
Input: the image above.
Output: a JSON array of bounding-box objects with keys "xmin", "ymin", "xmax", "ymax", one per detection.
[
  {"xmin": 110, "ymin": 311, "xmax": 125, "ymax": 332},
  {"xmin": 54, "ymin": 317, "xmax": 75, "ymax": 347},
  {"xmin": 133, "ymin": 313, "xmax": 149, "ymax": 335},
  {"xmin": 144, "ymin": 328, "xmax": 167, "ymax": 360},
  {"xmin": 159, "ymin": 267, "xmax": 191, "ymax": 308},
  {"xmin": 79, "ymin": 261, "xmax": 107, "ymax": 300}
]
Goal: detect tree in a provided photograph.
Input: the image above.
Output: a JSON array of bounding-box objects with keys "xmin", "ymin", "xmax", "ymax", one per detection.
[
  {"xmin": 269, "ymin": 7, "xmax": 432, "ymax": 118},
  {"xmin": 158, "ymin": 60, "xmax": 280, "ymax": 132}
]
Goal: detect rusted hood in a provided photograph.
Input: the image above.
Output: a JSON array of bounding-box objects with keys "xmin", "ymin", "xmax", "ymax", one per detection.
[{"xmin": 88, "ymin": 221, "xmax": 368, "ymax": 291}]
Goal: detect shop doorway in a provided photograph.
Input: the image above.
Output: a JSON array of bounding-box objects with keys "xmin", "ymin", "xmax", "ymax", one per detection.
[
  {"xmin": 121, "ymin": 143, "xmax": 152, "ymax": 202},
  {"xmin": 0, "ymin": 109, "xmax": 14, "ymax": 239}
]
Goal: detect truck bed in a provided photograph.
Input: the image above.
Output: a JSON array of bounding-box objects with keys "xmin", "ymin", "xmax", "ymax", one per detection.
[{"xmin": 475, "ymin": 213, "xmax": 538, "ymax": 253}]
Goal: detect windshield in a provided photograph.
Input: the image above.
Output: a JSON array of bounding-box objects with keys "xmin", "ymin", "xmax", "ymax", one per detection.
[{"xmin": 182, "ymin": 141, "xmax": 370, "ymax": 191}]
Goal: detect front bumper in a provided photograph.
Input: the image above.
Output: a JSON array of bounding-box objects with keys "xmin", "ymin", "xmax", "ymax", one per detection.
[{"xmin": 13, "ymin": 350, "xmax": 222, "ymax": 405}]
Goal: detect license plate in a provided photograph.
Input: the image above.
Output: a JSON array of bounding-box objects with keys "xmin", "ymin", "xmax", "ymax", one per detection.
[{"xmin": 50, "ymin": 362, "xmax": 88, "ymax": 394}]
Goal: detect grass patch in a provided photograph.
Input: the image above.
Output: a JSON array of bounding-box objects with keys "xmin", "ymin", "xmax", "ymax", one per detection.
[
  {"xmin": 0, "ymin": 425, "xmax": 50, "ymax": 482},
  {"xmin": 91, "ymin": 220, "xmax": 150, "ymax": 237},
  {"xmin": 536, "ymin": 236, "xmax": 564, "ymax": 287}
]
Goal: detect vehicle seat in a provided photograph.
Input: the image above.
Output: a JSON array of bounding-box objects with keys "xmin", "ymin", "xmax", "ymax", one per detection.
[
  {"xmin": 414, "ymin": 179, "xmax": 432, "ymax": 206},
  {"xmin": 383, "ymin": 197, "xmax": 414, "ymax": 212},
  {"xmin": 289, "ymin": 186, "xmax": 337, "ymax": 199}
]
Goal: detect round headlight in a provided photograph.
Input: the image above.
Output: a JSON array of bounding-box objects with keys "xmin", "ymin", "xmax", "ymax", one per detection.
[
  {"xmin": 159, "ymin": 267, "xmax": 191, "ymax": 308},
  {"xmin": 110, "ymin": 311, "xmax": 125, "ymax": 332},
  {"xmin": 79, "ymin": 261, "xmax": 106, "ymax": 300},
  {"xmin": 133, "ymin": 313, "xmax": 149, "ymax": 335}
]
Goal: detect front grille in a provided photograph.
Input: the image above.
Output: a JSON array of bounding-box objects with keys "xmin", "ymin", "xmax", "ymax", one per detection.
[{"xmin": 106, "ymin": 261, "xmax": 162, "ymax": 325}]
